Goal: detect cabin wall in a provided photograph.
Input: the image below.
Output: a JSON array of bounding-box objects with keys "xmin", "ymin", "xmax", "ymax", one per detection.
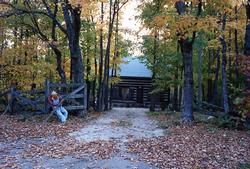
[{"xmin": 112, "ymin": 77, "xmax": 169, "ymax": 108}]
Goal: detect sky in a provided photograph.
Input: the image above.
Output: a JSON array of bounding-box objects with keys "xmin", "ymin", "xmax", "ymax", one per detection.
[{"xmin": 120, "ymin": 0, "xmax": 146, "ymax": 56}]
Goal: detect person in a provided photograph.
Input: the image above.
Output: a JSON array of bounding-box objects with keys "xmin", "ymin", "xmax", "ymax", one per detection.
[{"xmin": 48, "ymin": 91, "xmax": 68, "ymax": 123}]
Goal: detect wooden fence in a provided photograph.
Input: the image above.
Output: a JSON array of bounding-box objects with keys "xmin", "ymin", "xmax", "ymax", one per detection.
[{"xmin": 0, "ymin": 79, "xmax": 87, "ymax": 115}]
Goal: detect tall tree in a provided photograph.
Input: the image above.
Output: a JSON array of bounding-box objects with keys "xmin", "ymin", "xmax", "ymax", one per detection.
[
  {"xmin": 244, "ymin": 0, "xmax": 250, "ymax": 56},
  {"xmin": 175, "ymin": 0, "xmax": 202, "ymax": 123}
]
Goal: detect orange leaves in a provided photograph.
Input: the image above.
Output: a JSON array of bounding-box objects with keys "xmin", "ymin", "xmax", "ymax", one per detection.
[{"xmin": 127, "ymin": 124, "xmax": 250, "ymax": 168}]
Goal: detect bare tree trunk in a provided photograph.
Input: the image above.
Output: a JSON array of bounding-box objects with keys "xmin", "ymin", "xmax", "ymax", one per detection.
[
  {"xmin": 97, "ymin": 2, "xmax": 104, "ymax": 111},
  {"xmin": 180, "ymin": 40, "xmax": 194, "ymax": 122},
  {"xmin": 220, "ymin": 14, "xmax": 229, "ymax": 114},
  {"xmin": 228, "ymin": 29, "xmax": 232, "ymax": 80},
  {"xmin": 102, "ymin": 0, "xmax": 117, "ymax": 110},
  {"xmin": 62, "ymin": 3, "xmax": 84, "ymax": 83},
  {"xmin": 86, "ymin": 37, "xmax": 91, "ymax": 110},
  {"xmin": 197, "ymin": 47, "xmax": 203, "ymax": 110},
  {"xmin": 211, "ymin": 49, "xmax": 220, "ymax": 105},
  {"xmin": 175, "ymin": 0, "xmax": 202, "ymax": 123},
  {"xmin": 92, "ymin": 29, "xmax": 98, "ymax": 109},
  {"xmin": 244, "ymin": 1, "xmax": 250, "ymax": 56},
  {"xmin": 110, "ymin": 5, "xmax": 120, "ymax": 109},
  {"xmin": 50, "ymin": 46, "xmax": 66, "ymax": 83},
  {"xmin": 150, "ymin": 31, "xmax": 158, "ymax": 112},
  {"xmin": 173, "ymin": 69, "xmax": 179, "ymax": 111},
  {"xmin": 207, "ymin": 50, "xmax": 213, "ymax": 102},
  {"xmin": 235, "ymin": 6, "xmax": 239, "ymax": 79},
  {"xmin": 51, "ymin": 2, "xmax": 66, "ymax": 83}
]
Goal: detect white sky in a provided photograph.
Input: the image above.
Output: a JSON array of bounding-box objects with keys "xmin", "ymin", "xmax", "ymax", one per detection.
[{"xmin": 120, "ymin": 0, "xmax": 146, "ymax": 56}]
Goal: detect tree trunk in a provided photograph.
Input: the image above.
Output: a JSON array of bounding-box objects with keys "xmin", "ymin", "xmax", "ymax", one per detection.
[
  {"xmin": 62, "ymin": 3, "xmax": 84, "ymax": 83},
  {"xmin": 86, "ymin": 42, "xmax": 91, "ymax": 110},
  {"xmin": 244, "ymin": 1, "xmax": 250, "ymax": 56},
  {"xmin": 50, "ymin": 46, "xmax": 67, "ymax": 83},
  {"xmin": 197, "ymin": 47, "xmax": 203, "ymax": 110},
  {"xmin": 228, "ymin": 29, "xmax": 232, "ymax": 80},
  {"xmin": 211, "ymin": 49, "xmax": 220, "ymax": 105},
  {"xmin": 235, "ymin": 6, "xmax": 239, "ymax": 79},
  {"xmin": 102, "ymin": 0, "xmax": 117, "ymax": 111},
  {"xmin": 178, "ymin": 67, "xmax": 183, "ymax": 110},
  {"xmin": 220, "ymin": 14, "xmax": 229, "ymax": 114},
  {"xmin": 51, "ymin": 3, "xmax": 66, "ymax": 84},
  {"xmin": 207, "ymin": 50, "xmax": 213, "ymax": 102},
  {"xmin": 173, "ymin": 69, "xmax": 179, "ymax": 111},
  {"xmin": 180, "ymin": 39, "xmax": 194, "ymax": 123},
  {"xmin": 150, "ymin": 32, "xmax": 158, "ymax": 112},
  {"xmin": 110, "ymin": 5, "xmax": 120, "ymax": 109},
  {"xmin": 97, "ymin": 2, "xmax": 104, "ymax": 111},
  {"xmin": 92, "ymin": 29, "xmax": 98, "ymax": 109}
]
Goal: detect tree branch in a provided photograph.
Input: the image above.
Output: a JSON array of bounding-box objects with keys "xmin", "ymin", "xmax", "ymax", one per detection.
[{"xmin": 41, "ymin": 0, "xmax": 67, "ymax": 34}]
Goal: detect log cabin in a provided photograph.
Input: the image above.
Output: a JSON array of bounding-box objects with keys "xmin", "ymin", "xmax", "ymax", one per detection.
[{"xmin": 111, "ymin": 56, "xmax": 169, "ymax": 109}]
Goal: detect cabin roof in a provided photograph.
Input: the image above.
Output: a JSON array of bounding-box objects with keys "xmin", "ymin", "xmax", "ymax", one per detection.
[{"xmin": 118, "ymin": 56, "xmax": 152, "ymax": 78}]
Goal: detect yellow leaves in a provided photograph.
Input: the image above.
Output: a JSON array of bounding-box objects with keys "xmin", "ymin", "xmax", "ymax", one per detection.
[
  {"xmin": 0, "ymin": 3, "xmax": 11, "ymax": 12},
  {"xmin": 196, "ymin": 16, "xmax": 218, "ymax": 32},
  {"xmin": 152, "ymin": 16, "xmax": 169, "ymax": 28},
  {"xmin": 207, "ymin": 39, "xmax": 220, "ymax": 49},
  {"xmin": 172, "ymin": 15, "xmax": 196, "ymax": 37}
]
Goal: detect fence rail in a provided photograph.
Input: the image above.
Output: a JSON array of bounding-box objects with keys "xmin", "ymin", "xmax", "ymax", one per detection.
[{"xmin": 0, "ymin": 79, "xmax": 87, "ymax": 115}]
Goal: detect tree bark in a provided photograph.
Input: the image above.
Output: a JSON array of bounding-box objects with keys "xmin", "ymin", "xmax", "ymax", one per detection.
[
  {"xmin": 92, "ymin": 24, "xmax": 98, "ymax": 109},
  {"xmin": 51, "ymin": 2, "xmax": 66, "ymax": 83},
  {"xmin": 50, "ymin": 46, "xmax": 66, "ymax": 83},
  {"xmin": 180, "ymin": 39, "xmax": 194, "ymax": 122},
  {"xmin": 211, "ymin": 49, "xmax": 220, "ymax": 105},
  {"xmin": 220, "ymin": 14, "xmax": 229, "ymax": 114},
  {"xmin": 175, "ymin": 0, "xmax": 202, "ymax": 123},
  {"xmin": 228, "ymin": 29, "xmax": 232, "ymax": 80},
  {"xmin": 197, "ymin": 47, "xmax": 203, "ymax": 110},
  {"xmin": 62, "ymin": 2, "xmax": 84, "ymax": 83},
  {"xmin": 86, "ymin": 33, "xmax": 91, "ymax": 110},
  {"xmin": 234, "ymin": 6, "xmax": 239, "ymax": 79},
  {"xmin": 110, "ymin": 5, "xmax": 120, "ymax": 109},
  {"xmin": 244, "ymin": 1, "xmax": 250, "ymax": 56},
  {"xmin": 207, "ymin": 50, "xmax": 213, "ymax": 102},
  {"xmin": 173, "ymin": 68, "xmax": 179, "ymax": 111},
  {"xmin": 97, "ymin": 2, "xmax": 104, "ymax": 111},
  {"xmin": 102, "ymin": 0, "xmax": 117, "ymax": 111},
  {"xmin": 150, "ymin": 31, "xmax": 158, "ymax": 112}
]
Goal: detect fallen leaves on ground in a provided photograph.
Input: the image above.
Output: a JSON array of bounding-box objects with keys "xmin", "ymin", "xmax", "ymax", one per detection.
[
  {"xmin": 0, "ymin": 112, "xmax": 118, "ymax": 168},
  {"xmin": 0, "ymin": 112, "xmax": 101, "ymax": 142},
  {"xmin": 127, "ymin": 125, "xmax": 250, "ymax": 169},
  {"xmin": 23, "ymin": 137, "xmax": 118, "ymax": 159}
]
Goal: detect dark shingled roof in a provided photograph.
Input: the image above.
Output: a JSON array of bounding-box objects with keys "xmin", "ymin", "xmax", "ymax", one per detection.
[{"xmin": 118, "ymin": 56, "xmax": 152, "ymax": 78}]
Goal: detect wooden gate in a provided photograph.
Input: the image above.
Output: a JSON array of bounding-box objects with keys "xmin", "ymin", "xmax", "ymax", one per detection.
[
  {"xmin": 44, "ymin": 79, "xmax": 87, "ymax": 114},
  {"xmin": 1, "ymin": 79, "xmax": 87, "ymax": 115}
]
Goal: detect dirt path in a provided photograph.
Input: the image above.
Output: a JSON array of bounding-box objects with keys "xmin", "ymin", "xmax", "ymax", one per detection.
[
  {"xmin": 69, "ymin": 108, "xmax": 165, "ymax": 169},
  {"xmin": 1, "ymin": 108, "xmax": 165, "ymax": 169}
]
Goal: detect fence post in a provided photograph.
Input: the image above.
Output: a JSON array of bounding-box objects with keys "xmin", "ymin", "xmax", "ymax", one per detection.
[
  {"xmin": 44, "ymin": 79, "xmax": 50, "ymax": 113},
  {"xmin": 84, "ymin": 83, "xmax": 87, "ymax": 111},
  {"xmin": 9, "ymin": 86, "xmax": 15, "ymax": 114}
]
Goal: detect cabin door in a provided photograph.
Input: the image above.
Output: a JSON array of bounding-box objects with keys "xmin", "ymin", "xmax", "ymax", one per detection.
[{"xmin": 137, "ymin": 87, "xmax": 143, "ymax": 104}]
